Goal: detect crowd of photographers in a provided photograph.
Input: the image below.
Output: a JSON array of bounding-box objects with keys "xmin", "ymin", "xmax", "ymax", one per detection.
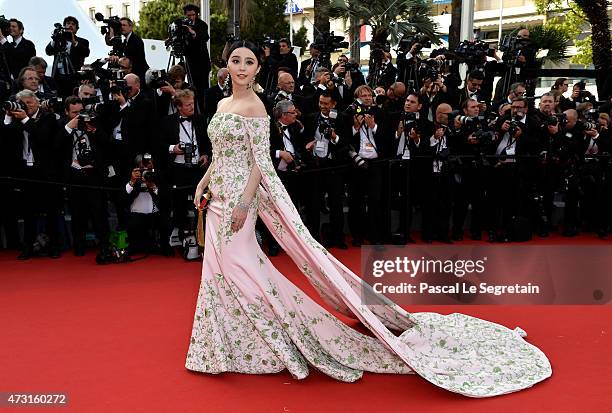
[{"xmin": 1, "ymin": 10, "xmax": 612, "ymax": 262}]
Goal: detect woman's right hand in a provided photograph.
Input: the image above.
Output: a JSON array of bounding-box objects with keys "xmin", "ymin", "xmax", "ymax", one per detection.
[{"xmin": 194, "ymin": 184, "xmax": 205, "ymax": 209}]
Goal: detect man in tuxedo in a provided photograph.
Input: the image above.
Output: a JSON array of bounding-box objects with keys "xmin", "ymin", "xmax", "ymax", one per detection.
[
  {"xmin": 159, "ymin": 89, "xmax": 211, "ymax": 244},
  {"xmin": 298, "ymin": 44, "xmax": 330, "ymax": 87},
  {"xmin": 56, "ymin": 96, "xmax": 110, "ymax": 256},
  {"xmin": 203, "ymin": 68, "xmax": 228, "ymax": 123},
  {"xmin": 346, "ymin": 85, "xmax": 389, "ymax": 246},
  {"xmin": 454, "ymin": 70, "xmax": 488, "ymax": 110},
  {"xmin": 29, "ymin": 57, "xmax": 58, "ymax": 98},
  {"xmin": 45, "ymin": 16, "xmax": 90, "ymax": 97},
  {"xmin": 0, "ymin": 19, "xmax": 36, "ymax": 80},
  {"xmin": 12, "ymin": 66, "xmax": 54, "ymax": 100},
  {"xmin": 302, "ymin": 91, "xmax": 350, "ymax": 248},
  {"xmin": 152, "ymin": 64, "xmax": 190, "ymax": 118},
  {"xmin": 183, "ymin": 4, "xmax": 211, "ymax": 94},
  {"xmin": 104, "ymin": 73, "xmax": 154, "ymax": 229},
  {"xmin": 107, "ymin": 18, "xmax": 149, "ymax": 82},
  {"xmin": 269, "ymin": 72, "xmax": 307, "ymax": 115},
  {"xmin": 3, "ymin": 89, "xmax": 60, "ymax": 259},
  {"xmin": 264, "ymin": 100, "xmax": 305, "ymax": 255}
]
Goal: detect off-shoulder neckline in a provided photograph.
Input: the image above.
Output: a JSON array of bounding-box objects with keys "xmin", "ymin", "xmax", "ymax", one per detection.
[{"xmin": 215, "ymin": 112, "xmax": 269, "ymax": 120}]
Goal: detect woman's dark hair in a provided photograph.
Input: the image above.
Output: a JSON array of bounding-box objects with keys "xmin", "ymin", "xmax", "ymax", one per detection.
[{"xmin": 227, "ymin": 40, "xmax": 264, "ymax": 66}]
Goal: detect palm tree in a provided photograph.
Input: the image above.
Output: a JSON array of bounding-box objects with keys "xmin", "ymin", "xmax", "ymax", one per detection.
[
  {"xmin": 574, "ymin": 0, "xmax": 612, "ymax": 97},
  {"xmin": 327, "ymin": 0, "xmax": 439, "ymax": 48}
]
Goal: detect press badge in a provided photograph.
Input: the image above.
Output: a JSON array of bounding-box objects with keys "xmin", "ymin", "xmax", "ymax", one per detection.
[
  {"xmin": 506, "ymin": 145, "xmax": 516, "ymax": 156},
  {"xmin": 402, "ymin": 147, "xmax": 411, "ymax": 160},
  {"xmin": 364, "ymin": 142, "xmax": 376, "ymax": 155},
  {"xmin": 315, "ymin": 140, "xmax": 328, "ymax": 157}
]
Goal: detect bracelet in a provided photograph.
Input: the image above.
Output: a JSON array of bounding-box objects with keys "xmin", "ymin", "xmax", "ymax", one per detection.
[{"xmin": 236, "ymin": 198, "xmax": 250, "ymax": 210}]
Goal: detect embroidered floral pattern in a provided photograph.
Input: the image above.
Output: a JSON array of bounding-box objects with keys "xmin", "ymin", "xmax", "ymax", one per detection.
[{"xmin": 186, "ymin": 112, "xmax": 552, "ymax": 397}]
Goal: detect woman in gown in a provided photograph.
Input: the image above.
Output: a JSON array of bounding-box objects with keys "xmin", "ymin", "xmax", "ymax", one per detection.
[{"xmin": 185, "ymin": 41, "xmax": 552, "ymax": 398}]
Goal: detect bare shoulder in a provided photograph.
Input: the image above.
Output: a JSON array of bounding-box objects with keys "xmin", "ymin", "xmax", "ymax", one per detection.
[
  {"xmin": 240, "ymin": 98, "xmax": 268, "ymax": 118},
  {"xmin": 217, "ymin": 97, "xmax": 232, "ymax": 111}
]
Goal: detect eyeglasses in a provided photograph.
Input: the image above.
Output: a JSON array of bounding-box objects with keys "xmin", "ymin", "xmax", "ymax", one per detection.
[
  {"xmin": 562, "ymin": 83, "xmax": 569, "ymax": 86},
  {"xmin": 284, "ymin": 111, "xmax": 297, "ymax": 115}
]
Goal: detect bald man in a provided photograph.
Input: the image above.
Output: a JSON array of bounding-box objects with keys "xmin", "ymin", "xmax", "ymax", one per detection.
[{"xmin": 270, "ymin": 72, "xmax": 307, "ymax": 115}]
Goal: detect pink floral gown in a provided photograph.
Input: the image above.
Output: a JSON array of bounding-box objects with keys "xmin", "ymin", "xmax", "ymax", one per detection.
[{"xmin": 185, "ymin": 112, "xmax": 552, "ymax": 397}]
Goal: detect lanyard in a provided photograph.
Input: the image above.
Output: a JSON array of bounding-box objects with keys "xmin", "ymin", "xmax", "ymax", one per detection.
[{"xmin": 179, "ymin": 121, "xmax": 195, "ymax": 144}]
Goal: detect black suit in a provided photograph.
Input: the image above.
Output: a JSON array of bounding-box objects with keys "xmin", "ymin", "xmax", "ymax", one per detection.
[
  {"xmin": 2, "ymin": 37, "xmax": 36, "ymax": 80},
  {"xmin": 184, "ymin": 19, "xmax": 211, "ymax": 93},
  {"xmin": 45, "ymin": 36, "xmax": 90, "ymax": 97},
  {"xmin": 4, "ymin": 110, "xmax": 61, "ymax": 253},
  {"xmin": 203, "ymin": 84, "xmax": 224, "ymax": 123},
  {"xmin": 302, "ymin": 111, "xmax": 350, "ymax": 245},
  {"xmin": 298, "ymin": 56, "xmax": 331, "ymax": 87},
  {"xmin": 45, "ymin": 36, "xmax": 90, "ymax": 74},
  {"xmin": 159, "ymin": 113, "xmax": 211, "ymax": 241},
  {"xmin": 55, "ymin": 118, "xmax": 110, "ymax": 253},
  {"xmin": 120, "ymin": 32, "xmax": 149, "ymax": 82}
]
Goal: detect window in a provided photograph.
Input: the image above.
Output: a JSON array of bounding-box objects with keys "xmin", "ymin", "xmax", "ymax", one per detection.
[
  {"xmin": 106, "ymin": 5, "xmax": 113, "ymax": 18},
  {"xmin": 89, "ymin": 7, "xmax": 96, "ymax": 21},
  {"xmin": 123, "ymin": 4, "xmax": 130, "ymax": 18}
]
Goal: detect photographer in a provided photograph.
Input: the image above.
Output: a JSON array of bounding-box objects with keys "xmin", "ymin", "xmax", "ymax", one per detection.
[
  {"xmin": 302, "ymin": 91, "xmax": 349, "ymax": 248},
  {"xmin": 125, "ymin": 153, "xmax": 170, "ymax": 255},
  {"xmin": 345, "ymin": 85, "xmax": 388, "ymax": 246},
  {"xmin": 203, "ymin": 67, "xmax": 228, "ymax": 123},
  {"xmin": 57, "ymin": 96, "xmax": 110, "ymax": 256},
  {"xmin": 396, "ymin": 38, "xmax": 425, "ymax": 89},
  {"xmin": 260, "ymin": 38, "xmax": 298, "ymax": 94},
  {"xmin": 269, "ymin": 72, "xmax": 307, "ymax": 116},
  {"xmin": 562, "ymin": 81, "xmax": 597, "ymax": 111},
  {"xmin": 494, "ymin": 28, "xmax": 538, "ymax": 101},
  {"xmin": 302, "ymin": 67, "xmax": 342, "ymax": 114},
  {"xmin": 331, "ymin": 55, "xmax": 365, "ymax": 109},
  {"xmin": 419, "ymin": 68, "xmax": 450, "ymax": 122},
  {"xmin": 454, "ymin": 70, "xmax": 488, "ymax": 109},
  {"xmin": 182, "ymin": 4, "xmax": 211, "ymax": 93},
  {"xmin": 492, "ymin": 82, "xmax": 525, "ymax": 114},
  {"xmin": 12, "ymin": 66, "xmax": 49, "ymax": 100},
  {"xmin": 106, "ymin": 18, "xmax": 149, "ymax": 83},
  {"xmin": 44, "ymin": 16, "xmax": 90, "ymax": 98},
  {"xmin": 151, "ymin": 64, "xmax": 190, "ymax": 117},
  {"xmin": 265, "ymin": 100, "xmax": 305, "ymax": 255},
  {"xmin": 449, "ymin": 99, "xmax": 493, "ymax": 241},
  {"xmin": 382, "ymin": 82, "xmax": 406, "ymax": 114},
  {"xmin": 298, "ymin": 44, "xmax": 331, "ymax": 87},
  {"xmin": 159, "ymin": 89, "xmax": 210, "ymax": 250},
  {"xmin": 3, "ymin": 89, "xmax": 60, "ymax": 259},
  {"xmin": 390, "ymin": 93, "xmax": 433, "ymax": 243},
  {"xmin": 488, "ymin": 97, "xmax": 536, "ymax": 241},
  {"xmin": 421, "ymin": 103, "xmax": 456, "ymax": 243},
  {"xmin": 29, "ymin": 57, "xmax": 58, "ymax": 98},
  {"xmin": 367, "ymin": 50, "xmax": 397, "ymax": 90},
  {"xmin": 0, "ymin": 18, "xmax": 36, "ymax": 80}
]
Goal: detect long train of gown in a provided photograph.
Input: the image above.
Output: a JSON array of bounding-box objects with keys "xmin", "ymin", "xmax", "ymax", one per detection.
[{"xmin": 185, "ymin": 112, "xmax": 552, "ymax": 397}]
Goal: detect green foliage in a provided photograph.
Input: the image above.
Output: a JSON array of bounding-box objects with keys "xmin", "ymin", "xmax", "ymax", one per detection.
[
  {"xmin": 292, "ymin": 25, "xmax": 309, "ymax": 55},
  {"xmin": 210, "ymin": 1, "xmax": 229, "ymax": 66},
  {"xmin": 534, "ymin": 0, "xmax": 599, "ymax": 67},
  {"xmin": 327, "ymin": 0, "xmax": 439, "ymax": 46},
  {"xmin": 135, "ymin": 0, "xmax": 190, "ymax": 40},
  {"xmin": 527, "ymin": 24, "xmax": 569, "ymax": 64},
  {"xmin": 238, "ymin": 0, "xmax": 290, "ymax": 43}
]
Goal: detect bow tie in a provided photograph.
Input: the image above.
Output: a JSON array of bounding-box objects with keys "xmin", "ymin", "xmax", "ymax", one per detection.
[{"xmin": 180, "ymin": 116, "xmax": 192, "ymax": 122}]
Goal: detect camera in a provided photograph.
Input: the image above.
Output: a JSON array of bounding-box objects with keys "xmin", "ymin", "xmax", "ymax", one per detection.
[
  {"xmin": 2, "ymin": 101, "xmax": 27, "ymax": 112},
  {"xmin": 453, "ymin": 40, "xmax": 491, "ymax": 66},
  {"xmin": 51, "ymin": 23, "xmax": 73, "ymax": 49},
  {"xmin": 110, "ymin": 79, "xmax": 131, "ymax": 96},
  {"xmin": 94, "ymin": 13, "xmax": 123, "ymax": 56},
  {"xmin": 312, "ymin": 32, "xmax": 349, "ymax": 65},
  {"xmin": 179, "ymin": 142, "xmax": 197, "ymax": 165},
  {"xmin": 398, "ymin": 34, "xmax": 432, "ymax": 53},
  {"xmin": 318, "ymin": 109, "xmax": 337, "ymax": 140},
  {"xmin": 344, "ymin": 62, "xmax": 360, "ymax": 73},
  {"xmin": 345, "ymin": 99, "xmax": 374, "ymax": 117},
  {"xmin": 165, "ymin": 18, "xmax": 193, "ymax": 57},
  {"xmin": 148, "ymin": 69, "xmax": 174, "ymax": 89},
  {"xmin": 40, "ymin": 97, "xmax": 64, "ymax": 113},
  {"xmin": 344, "ymin": 144, "xmax": 367, "ymax": 168},
  {"xmin": 76, "ymin": 134, "xmax": 95, "ymax": 167},
  {"xmin": 400, "ymin": 111, "xmax": 419, "ymax": 123},
  {"xmin": 77, "ymin": 108, "xmax": 98, "ymax": 130},
  {"xmin": 544, "ymin": 113, "xmax": 568, "ymax": 128},
  {"xmin": 0, "ymin": 15, "xmax": 9, "ymax": 37}
]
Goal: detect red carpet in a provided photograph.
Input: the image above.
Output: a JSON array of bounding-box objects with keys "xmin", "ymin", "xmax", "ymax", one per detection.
[{"xmin": 1, "ymin": 235, "xmax": 611, "ymax": 412}]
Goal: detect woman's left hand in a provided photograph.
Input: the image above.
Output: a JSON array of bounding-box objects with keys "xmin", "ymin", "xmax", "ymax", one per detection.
[{"xmin": 230, "ymin": 203, "xmax": 248, "ymax": 232}]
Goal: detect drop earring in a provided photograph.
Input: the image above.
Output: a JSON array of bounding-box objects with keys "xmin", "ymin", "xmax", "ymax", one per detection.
[{"xmin": 247, "ymin": 78, "xmax": 254, "ymax": 90}]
